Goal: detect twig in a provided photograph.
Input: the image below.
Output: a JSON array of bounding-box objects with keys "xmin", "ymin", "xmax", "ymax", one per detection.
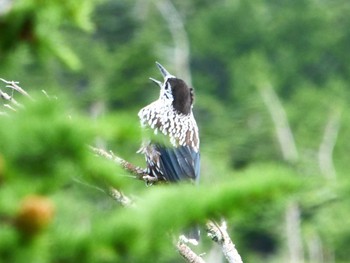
[
  {"xmin": 0, "ymin": 90, "xmax": 22, "ymax": 108},
  {"xmin": 0, "ymin": 78, "xmax": 33, "ymax": 100},
  {"xmin": 285, "ymin": 201, "xmax": 304, "ymax": 263},
  {"xmin": 318, "ymin": 109, "xmax": 341, "ymax": 180},
  {"xmin": 258, "ymin": 83, "xmax": 298, "ymax": 163},
  {"xmin": 206, "ymin": 221, "xmax": 243, "ymax": 263},
  {"xmin": 0, "ymin": 78, "xmax": 27, "ymax": 111},
  {"xmin": 3, "ymin": 103, "xmax": 16, "ymax": 111},
  {"xmin": 0, "ymin": 89, "xmax": 12, "ymax": 101},
  {"xmin": 108, "ymin": 187, "xmax": 133, "ymax": 207},
  {"xmin": 73, "ymin": 177, "xmax": 133, "ymax": 207},
  {"xmin": 306, "ymin": 231, "xmax": 324, "ymax": 263},
  {"xmin": 89, "ymin": 146, "xmax": 161, "ymax": 183},
  {"xmin": 177, "ymin": 241, "xmax": 206, "ymax": 263},
  {"xmin": 42, "ymin": 90, "xmax": 58, "ymax": 100}
]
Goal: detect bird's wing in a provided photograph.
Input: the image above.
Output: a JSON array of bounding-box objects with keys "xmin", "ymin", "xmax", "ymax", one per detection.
[{"xmin": 155, "ymin": 144, "xmax": 200, "ymax": 182}]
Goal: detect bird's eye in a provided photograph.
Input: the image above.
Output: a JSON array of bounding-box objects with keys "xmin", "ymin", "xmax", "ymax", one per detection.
[{"xmin": 165, "ymin": 82, "xmax": 170, "ymax": 90}]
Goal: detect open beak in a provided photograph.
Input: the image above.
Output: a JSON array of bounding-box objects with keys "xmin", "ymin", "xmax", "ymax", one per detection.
[
  {"xmin": 156, "ymin": 62, "xmax": 174, "ymax": 79},
  {"xmin": 149, "ymin": 77, "xmax": 162, "ymax": 88}
]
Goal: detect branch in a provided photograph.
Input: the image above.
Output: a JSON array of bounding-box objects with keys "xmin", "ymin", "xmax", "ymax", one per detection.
[
  {"xmin": 154, "ymin": 0, "xmax": 192, "ymax": 86},
  {"xmin": 0, "ymin": 78, "xmax": 33, "ymax": 114},
  {"xmin": 318, "ymin": 109, "xmax": 341, "ymax": 180},
  {"xmin": 306, "ymin": 231, "xmax": 324, "ymax": 263},
  {"xmin": 90, "ymin": 150, "xmax": 207, "ymax": 263},
  {"xmin": 285, "ymin": 201, "xmax": 304, "ymax": 263},
  {"xmin": 0, "ymin": 78, "xmax": 33, "ymax": 100},
  {"xmin": 258, "ymin": 83, "xmax": 298, "ymax": 163},
  {"xmin": 91, "ymin": 145, "xmax": 244, "ymax": 262},
  {"xmin": 89, "ymin": 146, "xmax": 161, "ymax": 184},
  {"xmin": 177, "ymin": 242, "xmax": 206, "ymax": 263},
  {"xmin": 207, "ymin": 221, "xmax": 243, "ymax": 263},
  {"xmin": 108, "ymin": 187, "xmax": 133, "ymax": 207}
]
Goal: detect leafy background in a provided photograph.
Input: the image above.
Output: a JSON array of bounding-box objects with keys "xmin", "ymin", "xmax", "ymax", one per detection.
[{"xmin": 0, "ymin": 0, "xmax": 349, "ymax": 262}]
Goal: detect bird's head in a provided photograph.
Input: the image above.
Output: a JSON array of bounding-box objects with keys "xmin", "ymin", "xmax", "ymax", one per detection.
[{"xmin": 150, "ymin": 62, "xmax": 194, "ymax": 115}]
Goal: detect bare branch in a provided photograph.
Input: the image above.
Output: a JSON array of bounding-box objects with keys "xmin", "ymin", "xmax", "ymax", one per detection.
[
  {"xmin": 154, "ymin": 0, "xmax": 192, "ymax": 86},
  {"xmin": 89, "ymin": 146, "xmax": 162, "ymax": 184},
  {"xmin": 207, "ymin": 221, "xmax": 243, "ymax": 263},
  {"xmin": 73, "ymin": 175, "xmax": 134, "ymax": 208},
  {"xmin": 258, "ymin": 83, "xmax": 298, "ymax": 163},
  {"xmin": 0, "ymin": 78, "xmax": 33, "ymax": 100},
  {"xmin": 177, "ymin": 241, "xmax": 206, "ymax": 263},
  {"xmin": 318, "ymin": 110, "xmax": 341, "ymax": 180},
  {"xmin": 1, "ymin": 88, "xmax": 23, "ymax": 107},
  {"xmin": 0, "ymin": 78, "xmax": 29, "ymax": 112},
  {"xmin": 286, "ymin": 202, "xmax": 304, "ymax": 263},
  {"xmin": 42, "ymin": 90, "xmax": 58, "ymax": 100},
  {"xmin": 3, "ymin": 103, "xmax": 16, "ymax": 111},
  {"xmin": 108, "ymin": 187, "xmax": 133, "ymax": 207},
  {"xmin": 306, "ymin": 231, "xmax": 324, "ymax": 263},
  {"xmin": 0, "ymin": 89, "xmax": 12, "ymax": 101}
]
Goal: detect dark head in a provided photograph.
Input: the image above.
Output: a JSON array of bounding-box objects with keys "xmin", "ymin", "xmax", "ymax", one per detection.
[{"xmin": 150, "ymin": 62, "xmax": 194, "ymax": 115}]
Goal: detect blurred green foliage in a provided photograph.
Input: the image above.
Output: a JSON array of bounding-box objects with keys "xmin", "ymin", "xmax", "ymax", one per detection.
[
  {"xmin": 1, "ymin": 0, "xmax": 350, "ymax": 262},
  {"xmin": 0, "ymin": 0, "xmax": 96, "ymax": 69},
  {"xmin": 0, "ymin": 96, "xmax": 299, "ymax": 262}
]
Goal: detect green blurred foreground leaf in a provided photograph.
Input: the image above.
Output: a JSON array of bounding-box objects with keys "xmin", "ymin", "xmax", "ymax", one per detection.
[{"xmin": 0, "ymin": 95, "xmax": 301, "ymax": 262}]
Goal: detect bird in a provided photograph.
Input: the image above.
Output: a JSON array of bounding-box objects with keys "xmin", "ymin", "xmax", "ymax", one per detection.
[
  {"xmin": 138, "ymin": 62, "xmax": 200, "ymax": 243},
  {"xmin": 138, "ymin": 62, "xmax": 200, "ymax": 184}
]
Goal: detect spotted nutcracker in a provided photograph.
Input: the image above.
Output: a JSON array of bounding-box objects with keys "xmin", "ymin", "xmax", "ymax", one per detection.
[{"xmin": 138, "ymin": 62, "xmax": 200, "ymax": 184}]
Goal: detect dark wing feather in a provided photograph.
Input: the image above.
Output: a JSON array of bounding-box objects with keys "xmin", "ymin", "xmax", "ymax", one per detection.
[{"xmin": 155, "ymin": 144, "xmax": 200, "ymax": 182}]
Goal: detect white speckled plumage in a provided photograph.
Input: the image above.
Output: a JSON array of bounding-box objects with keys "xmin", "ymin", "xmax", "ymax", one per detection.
[
  {"xmin": 138, "ymin": 99, "xmax": 199, "ymax": 152},
  {"xmin": 138, "ymin": 62, "xmax": 200, "ymax": 182}
]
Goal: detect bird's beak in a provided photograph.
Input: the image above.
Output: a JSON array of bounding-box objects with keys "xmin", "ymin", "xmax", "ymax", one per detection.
[
  {"xmin": 156, "ymin": 62, "xmax": 174, "ymax": 79},
  {"xmin": 149, "ymin": 77, "xmax": 162, "ymax": 88}
]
